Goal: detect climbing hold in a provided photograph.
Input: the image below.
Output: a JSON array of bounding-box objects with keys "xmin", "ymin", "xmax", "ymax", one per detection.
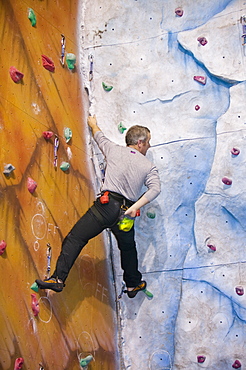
[
  {"xmin": 80, "ymin": 355, "xmax": 93, "ymax": 368},
  {"xmin": 193, "ymin": 76, "xmax": 207, "ymax": 85},
  {"xmin": 118, "ymin": 122, "xmax": 127, "ymax": 134},
  {"xmin": 235, "ymin": 286, "xmax": 244, "ymax": 296},
  {"xmin": 28, "ymin": 8, "xmax": 36, "ymax": 27},
  {"xmin": 9, "ymin": 66, "xmax": 24, "ymax": 83},
  {"xmin": 60, "ymin": 162, "xmax": 70, "ymax": 171},
  {"xmin": 27, "ymin": 177, "xmax": 37, "ymax": 194},
  {"xmin": 197, "ymin": 37, "xmax": 207, "ymax": 46},
  {"xmin": 147, "ymin": 208, "xmax": 156, "ymax": 219},
  {"xmin": 67, "ymin": 147, "xmax": 72, "ymax": 160},
  {"xmin": 3, "ymin": 163, "xmax": 15, "ymax": 175},
  {"xmin": 31, "ymin": 293, "xmax": 40, "ymax": 316},
  {"xmin": 232, "ymin": 360, "xmax": 242, "ymax": 369},
  {"xmin": 231, "ymin": 148, "xmax": 240, "ymax": 156},
  {"xmin": 43, "ymin": 131, "xmax": 54, "ymax": 139},
  {"xmin": 14, "ymin": 358, "xmax": 24, "ymax": 370},
  {"xmin": 41, "ymin": 55, "xmax": 55, "ymax": 72},
  {"xmin": 197, "ymin": 356, "xmax": 206, "ymax": 364},
  {"xmin": 0, "ymin": 240, "xmax": 7, "ymax": 255},
  {"xmin": 31, "ymin": 282, "xmax": 39, "ymax": 292},
  {"xmin": 102, "ymin": 82, "xmax": 113, "ymax": 91},
  {"xmin": 195, "ymin": 105, "xmax": 200, "ymax": 111},
  {"xmin": 207, "ymin": 244, "xmax": 216, "ymax": 252},
  {"xmin": 64, "ymin": 127, "xmax": 72, "ymax": 143},
  {"xmin": 175, "ymin": 7, "xmax": 183, "ymax": 17},
  {"xmin": 222, "ymin": 177, "xmax": 232, "ymax": 186},
  {"xmin": 60, "ymin": 34, "xmax": 66, "ymax": 66},
  {"xmin": 66, "ymin": 53, "xmax": 76, "ymax": 70}
]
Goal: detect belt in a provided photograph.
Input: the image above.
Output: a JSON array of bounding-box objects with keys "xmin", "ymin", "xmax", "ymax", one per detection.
[{"xmin": 108, "ymin": 191, "xmax": 135, "ymax": 207}]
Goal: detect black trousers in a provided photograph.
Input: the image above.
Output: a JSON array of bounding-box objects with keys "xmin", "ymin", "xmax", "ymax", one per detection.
[{"xmin": 51, "ymin": 194, "xmax": 142, "ymax": 287}]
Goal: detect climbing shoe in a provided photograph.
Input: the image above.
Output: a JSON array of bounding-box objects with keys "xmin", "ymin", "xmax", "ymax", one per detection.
[
  {"xmin": 35, "ymin": 277, "xmax": 64, "ymax": 293},
  {"xmin": 125, "ymin": 281, "xmax": 147, "ymax": 298}
]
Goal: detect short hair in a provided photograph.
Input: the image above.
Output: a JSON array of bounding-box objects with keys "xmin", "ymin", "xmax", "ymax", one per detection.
[{"xmin": 125, "ymin": 125, "xmax": 150, "ymax": 146}]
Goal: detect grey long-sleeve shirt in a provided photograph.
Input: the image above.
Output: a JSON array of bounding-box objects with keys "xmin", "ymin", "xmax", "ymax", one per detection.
[{"xmin": 94, "ymin": 131, "xmax": 161, "ymax": 202}]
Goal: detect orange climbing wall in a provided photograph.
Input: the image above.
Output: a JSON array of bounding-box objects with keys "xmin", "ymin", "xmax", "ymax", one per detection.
[{"xmin": 0, "ymin": 1, "xmax": 118, "ymax": 369}]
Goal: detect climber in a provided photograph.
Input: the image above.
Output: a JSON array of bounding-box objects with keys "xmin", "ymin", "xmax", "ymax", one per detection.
[{"xmin": 35, "ymin": 115, "xmax": 161, "ymax": 298}]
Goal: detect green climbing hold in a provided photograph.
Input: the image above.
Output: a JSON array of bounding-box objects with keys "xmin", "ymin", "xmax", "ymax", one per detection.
[
  {"xmin": 60, "ymin": 161, "xmax": 70, "ymax": 171},
  {"xmin": 31, "ymin": 282, "xmax": 39, "ymax": 292},
  {"xmin": 64, "ymin": 127, "xmax": 72, "ymax": 143},
  {"xmin": 118, "ymin": 122, "xmax": 127, "ymax": 134},
  {"xmin": 102, "ymin": 82, "xmax": 113, "ymax": 92},
  {"xmin": 28, "ymin": 8, "xmax": 36, "ymax": 27},
  {"xmin": 80, "ymin": 355, "xmax": 93, "ymax": 368},
  {"xmin": 147, "ymin": 209, "xmax": 156, "ymax": 219},
  {"xmin": 66, "ymin": 53, "xmax": 76, "ymax": 70}
]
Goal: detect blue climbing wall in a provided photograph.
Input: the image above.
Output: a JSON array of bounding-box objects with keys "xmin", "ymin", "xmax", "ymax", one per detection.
[{"xmin": 81, "ymin": 0, "xmax": 246, "ymax": 368}]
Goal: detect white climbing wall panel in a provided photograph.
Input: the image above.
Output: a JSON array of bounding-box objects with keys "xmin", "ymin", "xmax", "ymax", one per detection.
[{"xmin": 81, "ymin": 0, "xmax": 246, "ymax": 368}]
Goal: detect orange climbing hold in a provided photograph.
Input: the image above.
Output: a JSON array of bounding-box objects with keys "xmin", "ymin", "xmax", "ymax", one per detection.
[
  {"xmin": 41, "ymin": 55, "xmax": 55, "ymax": 72},
  {"xmin": 9, "ymin": 66, "xmax": 24, "ymax": 83}
]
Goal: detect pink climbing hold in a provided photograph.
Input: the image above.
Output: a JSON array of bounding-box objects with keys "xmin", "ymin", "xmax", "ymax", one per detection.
[
  {"xmin": 193, "ymin": 76, "xmax": 207, "ymax": 85},
  {"xmin": 175, "ymin": 7, "xmax": 183, "ymax": 17},
  {"xmin": 207, "ymin": 244, "xmax": 216, "ymax": 252},
  {"xmin": 197, "ymin": 356, "xmax": 206, "ymax": 363},
  {"xmin": 222, "ymin": 177, "xmax": 232, "ymax": 185},
  {"xmin": 9, "ymin": 66, "xmax": 24, "ymax": 83},
  {"xmin": 232, "ymin": 360, "xmax": 242, "ymax": 369},
  {"xmin": 43, "ymin": 131, "xmax": 54, "ymax": 139},
  {"xmin": 31, "ymin": 293, "xmax": 40, "ymax": 316},
  {"xmin": 231, "ymin": 148, "xmax": 240, "ymax": 156},
  {"xmin": 0, "ymin": 240, "xmax": 7, "ymax": 255},
  {"xmin": 235, "ymin": 286, "xmax": 244, "ymax": 296},
  {"xmin": 41, "ymin": 55, "xmax": 55, "ymax": 72},
  {"xmin": 195, "ymin": 105, "xmax": 200, "ymax": 111},
  {"xmin": 14, "ymin": 358, "xmax": 24, "ymax": 370},
  {"xmin": 27, "ymin": 177, "xmax": 37, "ymax": 194},
  {"xmin": 197, "ymin": 37, "xmax": 208, "ymax": 46}
]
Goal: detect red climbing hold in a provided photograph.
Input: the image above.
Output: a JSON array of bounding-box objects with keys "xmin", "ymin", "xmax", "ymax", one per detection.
[
  {"xmin": 193, "ymin": 76, "xmax": 207, "ymax": 85},
  {"xmin": 0, "ymin": 240, "xmax": 6, "ymax": 255},
  {"xmin": 27, "ymin": 177, "xmax": 37, "ymax": 194},
  {"xmin": 41, "ymin": 55, "xmax": 55, "ymax": 72},
  {"xmin": 197, "ymin": 356, "xmax": 206, "ymax": 363},
  {"xmin": 207, "ymin": 244, "xmax": 216, "ymax": 252},
  {"xmin": 222, "ymin": 177, "xmax": 232, "ymax": 185},
  {"xmin": 232, "ymin": 360, "xmax": 242, "ymax": 369},
  {"xmin": 14, "ymin": 358, "xmax": 24, "ymax": 370},
  {"xmin": 175, "ymin": 7, "xmax": 183, "ymax": 17},
  {"xmin": 9, "ymin": 66, "xmax": 24, "ymax": 83},
  {"xmin": 195, "ymin": 105, "xmax": 200, "ymax": 111},
  {"xmin": 197, "ymin": 37, "xmax": 208, "ymax": 46},
  {"xmin": 231, "ymin": 148, "xmax": 240, "ymax": 156},
  {"xmin": 31, "ymin": 293, "xmax": 40, "ymax": 316},
  {"xmin": 43, "ymin": 131, "xmax": 54, "ymax": 139},
  {"xmin": 235, "ymin": 286, "xmax": 244, "ymax": 296}
]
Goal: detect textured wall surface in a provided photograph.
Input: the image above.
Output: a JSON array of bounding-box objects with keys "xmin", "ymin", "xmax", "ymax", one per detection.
[
  {"xmin": 81, "ymin": 0, "xmax": 246, "ymax": 369},
  {"xmin": 0, "ymin": 1, "xmax": 118, "ymax": 369}
]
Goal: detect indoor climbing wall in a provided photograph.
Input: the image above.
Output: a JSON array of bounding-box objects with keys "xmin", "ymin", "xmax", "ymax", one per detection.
[
  {"xmin": 81, "ymin": 0, "xmax": 246, "ymax": 369},
  {"xmin": 0, "ymin": 1, "xmax": 118, "ymax": 369}
]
